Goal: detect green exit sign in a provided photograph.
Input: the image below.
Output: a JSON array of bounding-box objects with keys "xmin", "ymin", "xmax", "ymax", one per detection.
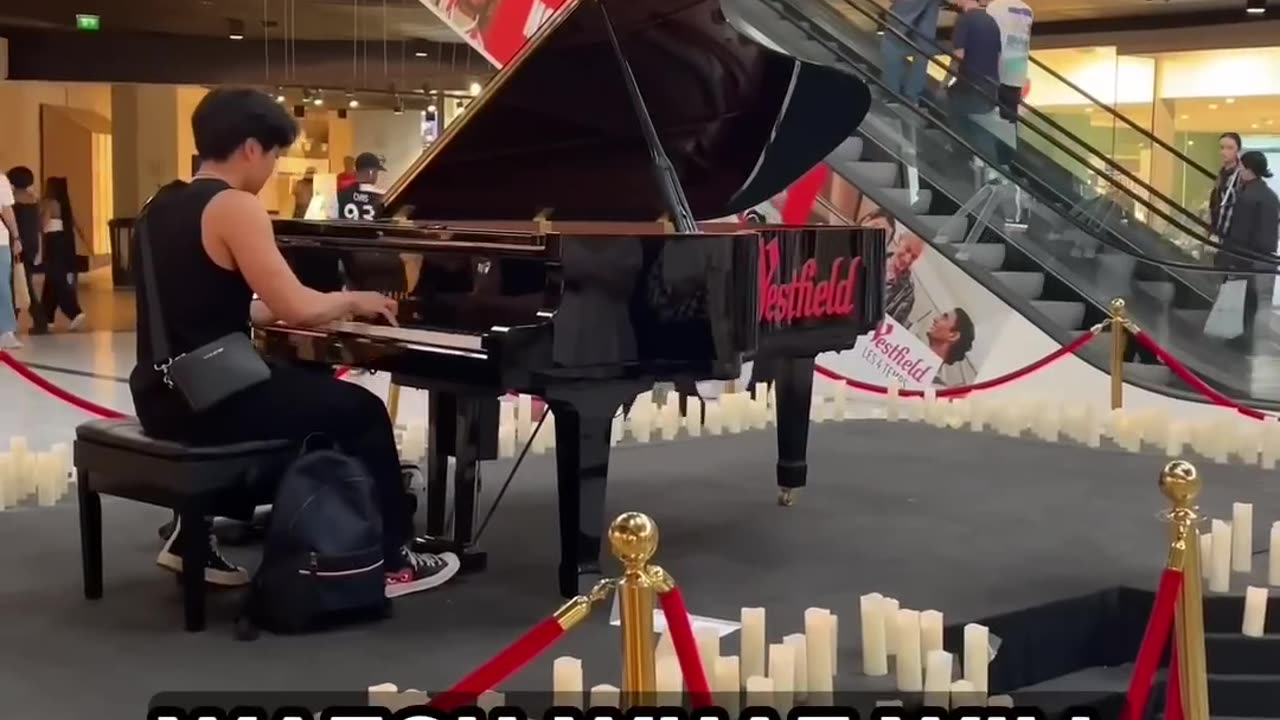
[{"xmin": 75, "ymin": 14, "xmax": 101, "ymax": 31}]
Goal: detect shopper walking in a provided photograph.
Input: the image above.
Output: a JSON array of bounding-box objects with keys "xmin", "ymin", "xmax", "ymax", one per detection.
[
  {"xmin": 0, "ymin": 172, "xmax": 23, "ymax": 349},
  {"xmin": 1210, "ymin": 132, "xmax": 1245, "ymax": 243},
  {"xmin": 6, "ymin": 167, "xmax": 47, "ymax": 335},
  {"xmin": 39, "ymin": 177, "xmax": 86, "ymax": 330},
  {"xmin": 880, "ymin": 0, "xmax": 943, "ymax": 105}
]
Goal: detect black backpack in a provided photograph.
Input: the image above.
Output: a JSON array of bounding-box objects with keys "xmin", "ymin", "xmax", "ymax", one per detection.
[{"xmin": 236, "ymin": 441, "xmax": 391, "ymax": 639}]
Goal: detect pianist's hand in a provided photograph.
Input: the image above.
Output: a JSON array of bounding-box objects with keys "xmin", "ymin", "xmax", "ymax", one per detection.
[{"xmin": 346, "ymin": 290, "xmax": 399, "ymax": 326}]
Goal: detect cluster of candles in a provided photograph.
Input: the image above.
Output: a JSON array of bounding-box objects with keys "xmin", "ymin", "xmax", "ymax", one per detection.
[
  {"xmin": 0, "ymin": 437, "xmax": 74, "ymax": 511},
  {"xmin": 1198, "ymin": 501, "xmax": 1280, "ymax": 638},
  {"xmin": 886, "ymin": 387, "xmax": 1280, "ymax": 467}
]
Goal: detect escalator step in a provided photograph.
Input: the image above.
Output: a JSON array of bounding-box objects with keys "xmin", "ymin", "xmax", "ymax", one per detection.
[
  {"xmin": 849, "ymin": 161, "xmax": 899, "ymax": 188},
  {"xmin": 881, "ymin": 188, "xmax": 933, "ymax": 212},
  {"xmin": 918, "ymin": 215, "xmax": 962, "ymax": 241},
  {"xmin": 1136, "ymin": 280, "xmax": 1177, "ymax": 303},
  {"xmin": 1097, "ymin": 252, "xmax": 1139, "ymax": 279},
  {"xmin": 832, "ymin": 137, "xmax": 864, "ymax": 162},
  {"xmin": 955, "ymin": 243, "xmax": 1006, "ymax": 270},
  {"xmin": 992, "ymin": 272, "xmax": 1045, "ymax": 300},
  {"xmin": 1032, "ymin": 300, "xmax": 1086, "ymax": 330}
]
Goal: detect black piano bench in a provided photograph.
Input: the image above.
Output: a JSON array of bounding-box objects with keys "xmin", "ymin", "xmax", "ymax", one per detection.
[{"xmin": 73, "ymin": 419, "xmax": 292, "ymax": 632}]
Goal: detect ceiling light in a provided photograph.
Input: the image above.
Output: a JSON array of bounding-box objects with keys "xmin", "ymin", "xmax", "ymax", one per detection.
[
  {"xmin": 313, "ymin": 96, "xmax": 324, "ymax": 107},
  {"xmin": 1252, "ymin": 123, "xmax": 1260, "ymax": 128},
  {"xmin": 1208, "ymin": 103, "xmax": 1219, "ymax": 110},
  {"xmin": 415, "ymin": 50, "xmax": 428, "ymax": 57},
  {"xmin": 427, "ymin": 103, "xmax": 437, "ymax": 113},
  {"xmin": 468, "ymin": 82, "xmax": 482, "ymax": 96},
  {"xmin": 1226, "ymin": 97, "xmax": 1236, "ymax": 103},
  {"xmin": 228, "ymin": 18, "xmax": 245, "ymax": 40},
  {"xmin": 348, "ymin": 99, "xmax": 359, "ymax": 108},
  {"xmin": 1180, "ymin": 114, "xmax": 1189, "ymax": 119},
  {"xmin": 1188, "ymin": 140, "xmax": 1195, "ymax": 146},
  {"xmin": 275, "ymin": 94, "xmax": 286, "ymax": 103},
  {"xmin": 1268, "ymin": 119, "xmax": 1276, "ymax": 125},
  {"xmin": 1246, "ymin": 0, "xmax": 1265, "ymax": 14}
]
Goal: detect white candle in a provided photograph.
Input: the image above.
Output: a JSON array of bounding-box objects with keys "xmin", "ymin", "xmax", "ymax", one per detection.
[
  {"xmin": 516, "ymin": 395, "xmax": 533, "ymax": 443},
  {"xmin": 882, "ymin": 596, "xmax": 900, "ymax": 655},
  {"xmin": 744, "ymin": 676, "xmax": 773, "ymax": 708},
  {"xmin": 1233, "ymin": 503, "xmax": 1254, "ymax": 573},
  {"xmin": 704, "ymin": 401, "xmax": 724, "ymax": 435},
  {"xmin": 895, "ymin": 609, "xmax": 923, "ymax": 692},
  {"xmin": 950, "ymin": 679, "xmax": 978, "ymax": 708},
  {"xmin": 657, "ymin": 630, "xmax": 676, "ymax": 661},
  {"xmin": 768, "ymin": 642, "xmax": 795, "ymax": 710},
  {"xmin": 588, "ymin": 684, "xmax": 620, "ymax": 708},
  {"xmin": 498, "ymin": 404, "xmax": 516, "ymax": 457},
  {"xmin": 886, "ymin": 383, "xmax": 901, "ymax": 421},
  {"xmin": 740, "ymin": 607, "xmax": 766, "ymax": 683},
  {"xmin": 0, "ymin": 452, "xmax": 13, "ymax": 510},
  {"xmin": 544, "ymin": 412, "xmax": 557, "ymax": 450},
  {"xmin": 920, "ymin": 610, "xmax": 944, "ymax": 667},
  {"xmin": 724, "ymin": 393, "xmax": 744, "ymax": 434},
  {"xmin": 829, "ymin": 613, "xmax": 839, "ymax": 674},
  {"xmin": 50, "ymin": 443, "xmax": 70, "ymax": 498},
  {"xmin": 714, "ymin": 655, "xmax": 740, "ymax": 715},
  {"xmin": 36, "ymin": 454, "xmax": 58, "ymax": 507},
  {"xmin": 963, "ymin": 623, "xmax": 989, "ymax": 693},
  {"xmin": 477, "ymin": 691, "xmax": 504, "ymax": 712},
  {"xmin": 1202, "ymin": 533, "xmax": 1214, "ymax": 580},
  {"xmin": 783, "ymin": 633, "xmax": 808, "ymax": 701},
  {"xmin": 805, "ymin": 607, "xmax": 834, "ymax": 701},
  {"xmin": 660, "ymin": 400, "xmax": 680, "ymax": 440},
  {"xmin": 987, "ymin": 695, "xmax": 1014, "ymax": 707},
  {"xmin": 924, "ymin": 650, "xmax": 954, "ymax": 708},
  {"xmin": 1211, "ymin": 519, "xmax": 1232, "ymax": 593},
  {"xmin": 552, "ymin": 656, "xmax": 583, "ymax": 708},
  {"xmin": 697, "ymin": 627, "xmax": 721, "ymax": 680},
  {"xmin": 656, "ymin": 654, "xmax": 682, "ymax": 699},
  {"xmin": 686, "ymin": 405, "xmax": 703, "ymax": 437},
  {"xmin": 1270, "ymin": 522, "xmax": 1280, "ymax": 587},
  {"xmin": 1243, "ymin": 586, "xmax": 1269, "ymax": 638},
  {"xmin": 860, "ymin": 593, "xmax": 889, "ymax": 676}
]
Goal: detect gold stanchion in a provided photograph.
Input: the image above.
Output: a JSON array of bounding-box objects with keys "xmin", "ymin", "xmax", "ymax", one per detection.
[
  {"xmin": 1159, "ymin": 460, "xmax": 1210, "ymax": 720},
  {"xmin": 609, "ymin": 512, "xmax": 659, "ymax": 706},
  {"xmin": 387, "ymin": 383, "xmax": 402, "ymax": 424},
  {"xmin": 1110, "ymin": 298, "xmax": 1129, "ymax": 410}
]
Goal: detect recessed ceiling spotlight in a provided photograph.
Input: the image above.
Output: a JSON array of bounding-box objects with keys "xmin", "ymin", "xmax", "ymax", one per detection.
[
  {"xmin": 427, "ymin": 103, "xmax": 437, "ymax": 113},
  {"xmin": 227, "ymin": 18, "xmax": 245, "ymax": 40},
  {"xmin": 1180, "ymin": 114, "xmax": 1189, "ymax": 119}
]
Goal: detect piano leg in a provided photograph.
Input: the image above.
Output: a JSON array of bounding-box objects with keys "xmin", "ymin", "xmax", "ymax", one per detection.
[
  {"xmin": 547, "ymin": 382, "xmax": 646, "ymax": 598},
  {"xmin": 424, "ymin": 393, "xmax": 453, "ymax": 538},
  {"xmin": 773, "ymin": 354, "xmax": 816, "ymax": 507}
]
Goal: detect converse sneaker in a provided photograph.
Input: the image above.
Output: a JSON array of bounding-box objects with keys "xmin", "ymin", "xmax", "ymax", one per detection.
[
  {"xmin": 385, "ymin": 547, "xmax": 460, "ymax": 598},
  {"xmin": 156, "ymin": 517, "xmax": 250, "ymax": 587}
]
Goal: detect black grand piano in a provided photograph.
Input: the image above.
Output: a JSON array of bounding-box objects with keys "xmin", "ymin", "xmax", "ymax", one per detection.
[{"xmin": 256, "ymin": 0, "xmax": 884, "ymax": 597}]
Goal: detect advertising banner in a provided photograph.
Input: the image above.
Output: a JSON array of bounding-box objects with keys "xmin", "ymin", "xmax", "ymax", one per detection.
[{"xmin": 416, "ymin": 0, "xmax": 570, "ymax": 67}]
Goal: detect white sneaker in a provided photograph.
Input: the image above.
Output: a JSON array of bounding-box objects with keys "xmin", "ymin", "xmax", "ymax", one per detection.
[
  {"xmin": 68, "ymin": 314, "xmax": 88, "ymax": 331},
  {"xmin": 0, "ymin": 332, "xmax": 22, "ymax": 350}
]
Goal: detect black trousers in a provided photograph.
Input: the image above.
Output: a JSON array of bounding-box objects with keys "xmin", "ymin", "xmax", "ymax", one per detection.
[
  {"xmin": 41, "ymin": 232, "xmax": 82, "ymax": 322},
  {"xmin": 155, "ymin": 366, "xmax": 412, "ymax": 563},
  {"xmin": 9, "ymin": 256, "xmax": 47, "ymax": 331}
]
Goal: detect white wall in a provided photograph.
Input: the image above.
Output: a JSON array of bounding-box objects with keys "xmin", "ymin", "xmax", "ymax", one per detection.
[
  {"xmin": 350, "ymin": 110, "xmax": 426, "ymax": 187},
  {"xmin": 0, "ymin": 81, "xmax": 112, "ymax": 179}
]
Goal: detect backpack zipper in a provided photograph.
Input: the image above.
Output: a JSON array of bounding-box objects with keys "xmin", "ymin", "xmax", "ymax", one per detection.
[{"xmin": 298, "ymin": 558, "xmax": 385, "ymax": 577}]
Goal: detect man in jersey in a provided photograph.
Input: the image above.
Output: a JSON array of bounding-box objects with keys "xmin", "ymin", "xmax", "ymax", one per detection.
[
  {"xmin": 987, "ymin": 0, "xmax": 1033, "ymax": 125},
  {"xmin": 335, "ymin": 152, "xmax": 387, "ymax": 222}
]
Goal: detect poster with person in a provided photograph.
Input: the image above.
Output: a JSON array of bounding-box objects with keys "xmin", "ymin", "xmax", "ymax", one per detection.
[{"xmin": 417, "ymin": 0, "xmax": 570, "ymax": 66}]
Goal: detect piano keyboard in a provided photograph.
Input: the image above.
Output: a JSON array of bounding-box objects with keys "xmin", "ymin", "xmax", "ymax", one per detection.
[{"xmin": 324, "ymin": 321, "xmax": 486, "ymax": 351}]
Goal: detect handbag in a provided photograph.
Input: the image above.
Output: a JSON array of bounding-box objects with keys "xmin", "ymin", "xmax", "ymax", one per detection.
[
  {"xmin": 136, "ymin": 202, "xmax": 272, "ymax": 412},
  {"xmin": 1204, "ymin": 277, "xmax": 1247, "ymax": 340}
]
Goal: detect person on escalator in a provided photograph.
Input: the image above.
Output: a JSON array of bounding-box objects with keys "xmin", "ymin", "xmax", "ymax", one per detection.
[
  {"xmin": 1216, "ymin": 151, "xmax": 1279, "ymax": 353},
  {"xmin": 944, "ymin": 0, "xmax": 1002, "ymax": 169},
  {"xmin": 1210, "ymin": 132, "xmax": 1244, "ymax": 245},
  {"xmin": 880, "ymin": 0, "xmax": 944, "ymax": 106}
]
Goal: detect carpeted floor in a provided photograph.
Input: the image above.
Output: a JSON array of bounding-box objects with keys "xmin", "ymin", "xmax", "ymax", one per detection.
[{"xmin": 2, "ymin": 420, "xmax": 1278, "ymax": 717}]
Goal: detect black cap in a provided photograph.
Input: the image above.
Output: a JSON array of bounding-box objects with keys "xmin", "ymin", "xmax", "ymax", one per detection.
[
  {"xmin": 1241, "ymin": 150, "xmax": 1273, "ymax": 179},
  {"xmin": 355, "ymin": 152, "xmax": 387, "ymax": 172}
]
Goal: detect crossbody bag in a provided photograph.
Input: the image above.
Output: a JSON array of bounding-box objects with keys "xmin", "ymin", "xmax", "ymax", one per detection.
[{"xmin": 136, "ymin": 196, "xmax": 272, "ymax": 412}]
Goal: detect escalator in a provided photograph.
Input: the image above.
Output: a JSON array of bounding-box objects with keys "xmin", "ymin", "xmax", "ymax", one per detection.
[{"xmin": 721, "ymin": 0, "xmax": 1280, "ymax": 404}]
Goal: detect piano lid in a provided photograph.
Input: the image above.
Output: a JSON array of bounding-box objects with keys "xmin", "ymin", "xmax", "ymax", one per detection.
[{"xmin": 381, "ymin": 0, "xmax": 870, "ymax": 223}]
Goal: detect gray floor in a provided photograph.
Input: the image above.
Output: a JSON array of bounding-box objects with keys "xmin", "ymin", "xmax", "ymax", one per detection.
[{"xmin": 2, "ymin": 421, "xmax": 1278, "ymax": 717}]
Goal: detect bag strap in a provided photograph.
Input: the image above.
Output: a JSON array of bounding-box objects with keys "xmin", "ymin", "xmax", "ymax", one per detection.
[{"xmin": 134, "ymin": 204, "xmax": 174, "ymax": 367}]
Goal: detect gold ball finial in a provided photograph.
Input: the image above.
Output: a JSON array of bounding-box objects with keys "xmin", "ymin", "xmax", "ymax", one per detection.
[
  {"xmin": 1110, "ymin": 297, "xmax": 1127, "ymax": 314},
  {"xmin": 608, "ymin": 512, "xmax": 659, "ymax": 567},
  {"xmin": 1159, "ymin": 460, "xmax": 1201, "ymax": 508}
]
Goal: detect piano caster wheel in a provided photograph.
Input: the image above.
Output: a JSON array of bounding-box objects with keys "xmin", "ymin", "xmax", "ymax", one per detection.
[{"xmin": 777, "ymin": 488, "xmax": 797, "ymax": 507}]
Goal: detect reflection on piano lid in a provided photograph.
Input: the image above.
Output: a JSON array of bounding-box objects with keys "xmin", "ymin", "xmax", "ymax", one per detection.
[{"xmin": 381, "ymin": 0, "xmax": 871, "ymax": 224}]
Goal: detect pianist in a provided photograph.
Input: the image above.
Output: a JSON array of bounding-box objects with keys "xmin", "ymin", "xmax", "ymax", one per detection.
[{"xmin": 130, "ymin": 88, "xmax": 459, "ymax": 598}]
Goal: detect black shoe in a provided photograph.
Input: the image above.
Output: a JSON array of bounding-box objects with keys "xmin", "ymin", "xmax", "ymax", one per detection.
[
  {"xmin": 384, "ymin": 547, "xmax": 460, "ymax": 598},
  {"xmin": 156, "ymin": 518, "xmax": 250, "ymax": 587}
]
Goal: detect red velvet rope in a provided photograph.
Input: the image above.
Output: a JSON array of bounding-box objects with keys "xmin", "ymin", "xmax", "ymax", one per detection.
[
  {"xmin": 1131, "ymin": 330, "xmax": 1270, "ymax": 421},
  {"xmin": 335, "ymin": 367, "xmax": 350, "ymax": 379},
  {"xmin": 0, "ymin": 351, "xmax": 127, "ymax": 419},
  {"xmin": 814, "ymin": 328, "xmax": 1101, "ymax": 398},
  {"xmin": 656, "ymin": 587, "xmax": 715, "ymax": 708},
  {"xmin": 1122, "ymin": 567, "xmax": 1183, "ymax": 720},
  {"xmin": 429, "ymin": 615, "xmax": 566, "ymax": 711}
]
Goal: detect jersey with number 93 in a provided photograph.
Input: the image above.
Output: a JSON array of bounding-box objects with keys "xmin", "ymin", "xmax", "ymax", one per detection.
[{"xmin": 337, "ymin": 185, "xmax": 384, "ymax": 222}]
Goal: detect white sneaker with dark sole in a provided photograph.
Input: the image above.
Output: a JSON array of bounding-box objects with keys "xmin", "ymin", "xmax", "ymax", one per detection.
[{"xmin": 156, "ymin": 518, "xmax": 251, "ymax": 587}]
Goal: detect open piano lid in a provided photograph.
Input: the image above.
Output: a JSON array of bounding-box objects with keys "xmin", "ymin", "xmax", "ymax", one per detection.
[{"xmin": 382, "ymin": 0, "xmax": 870, "ymax": 223}]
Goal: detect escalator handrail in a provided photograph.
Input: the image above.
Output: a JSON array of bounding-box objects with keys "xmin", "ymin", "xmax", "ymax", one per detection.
[
  {"xmin": 818, "ymin": 0, "xmax": 1216, "ymax": 185},
  {"xmin": 796, "ymin": 0, "xmax": 1212, "ymax": 238},
  {"xmin": 778, "ymin": 0, "xmax": 1280, "ymax": 267}
]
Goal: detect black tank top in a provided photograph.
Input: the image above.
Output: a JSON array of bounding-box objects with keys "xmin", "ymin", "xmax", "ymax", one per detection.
[
  {"xmin": 129, "ymin": 178, "xmax": 255, "ymax": 431},
  {"xmin": 12, "ymin": 202, "xmax": 39, "ymax": 255}
]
